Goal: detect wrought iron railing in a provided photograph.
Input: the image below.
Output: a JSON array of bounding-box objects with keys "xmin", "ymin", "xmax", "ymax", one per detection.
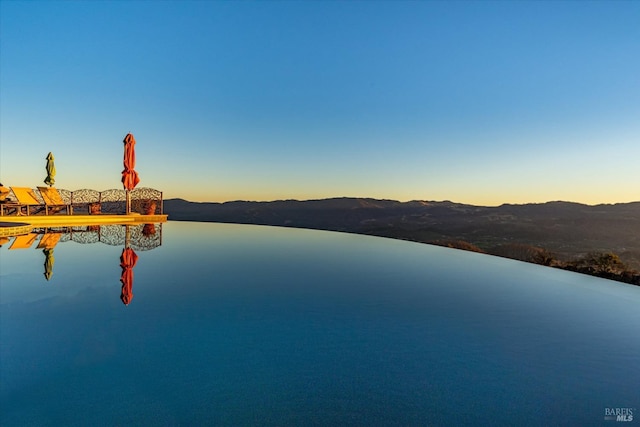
[{"xmin": 3, "ymin": 187, "xmax": 163, "ymax": 215}]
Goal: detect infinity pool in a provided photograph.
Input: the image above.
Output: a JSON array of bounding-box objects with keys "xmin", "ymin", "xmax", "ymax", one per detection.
[{"xmin": 1, "ymin": 221, "xmax": 638, "ymax": 426}]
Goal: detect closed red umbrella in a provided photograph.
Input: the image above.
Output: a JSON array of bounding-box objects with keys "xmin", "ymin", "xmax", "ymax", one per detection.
[
  {"xmin": 122, "ymin": 133, "xmax": 140, "ymax": 191},
  {"xmin": 122, "ymin": 133, "xmax": 140, "ymax": 214},
  {"xmin": 120, "ymin": 247, "xmax": 138, "ymax": 305}
]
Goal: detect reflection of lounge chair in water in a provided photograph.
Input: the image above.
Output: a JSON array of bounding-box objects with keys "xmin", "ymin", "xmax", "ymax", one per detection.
[
  {"xmin": 37, "ymin": 187, "xmax": 72, "ymax": 215},
  {"xmin": 37, "ymin": 232, "xmax": 62, "ymax": 249},
  {"xmin": 8, "ymin": 187, "xmax": 45, "ymax": 215},
  {"xmin": 9, "ymin": 233, "xmax": 39, "ymax": 250}
]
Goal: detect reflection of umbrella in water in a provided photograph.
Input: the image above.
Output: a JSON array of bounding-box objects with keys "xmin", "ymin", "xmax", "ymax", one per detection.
[
  {"xmin": 120, "ymin": 247, "xmax": 138, "ymax": 305},
  {"xmin": 122, "ymin": 133, "xmax": 140, "ymax": 214},
  {"xmin": 38, "ymin": 233, "xmax": 61, "ymax": 281},
  {"xmin": 45, "ymin": 152, "xmax": 56, "ymax": 187},
  {"xmin": 43, "ymin": 248, "xmax": 55, "ymax": 280}
]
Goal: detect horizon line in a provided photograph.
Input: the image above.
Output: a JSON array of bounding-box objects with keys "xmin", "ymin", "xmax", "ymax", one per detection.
[{"xmin": 164, "ymin": 196, "xmax": 640, "ymax": 208}]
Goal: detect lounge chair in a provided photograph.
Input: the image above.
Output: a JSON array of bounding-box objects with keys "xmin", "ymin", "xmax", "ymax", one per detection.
[
  {"xmin": 0, "ymin": 201, "xmax": 20, "ymax": 216},
  {"xmin": 37, "ymin": 187, "xmax": 72, "ymax": 215},
  {"xmin": 8, "ymin": 187, "xmax": 46, "ymax": 216}
]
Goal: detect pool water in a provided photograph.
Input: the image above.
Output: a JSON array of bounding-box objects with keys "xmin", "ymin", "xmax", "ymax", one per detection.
[{"xmin": 1, "ymin": 221, "xmax": 639, "ymax": 426}]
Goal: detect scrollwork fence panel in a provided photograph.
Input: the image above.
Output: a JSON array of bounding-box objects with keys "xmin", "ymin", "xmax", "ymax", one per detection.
[
  {"xmin": 100, "ymin": 189, "xmax": 127, "ymax": 214},
  {"xmin": 130, "ymin": 187, "xmax": 163, "ymax": 214},
  {"xmin": 57, "ymin": 189, "xmax": 72, "ymax": 204},
  {"xmin": 68, "ymin": 189, "xmax": 99, "ymax": 214}
]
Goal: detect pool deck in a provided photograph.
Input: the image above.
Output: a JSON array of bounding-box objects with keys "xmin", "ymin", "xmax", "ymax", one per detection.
[{"xmin": 0, "ymin": 214, "xmax": 168, "ymax": 237}]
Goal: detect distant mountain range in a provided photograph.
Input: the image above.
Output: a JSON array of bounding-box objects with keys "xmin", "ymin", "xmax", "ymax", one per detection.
[{"xmin": 164, "ymin": 197, "xmax": 640, "ymax": 273}]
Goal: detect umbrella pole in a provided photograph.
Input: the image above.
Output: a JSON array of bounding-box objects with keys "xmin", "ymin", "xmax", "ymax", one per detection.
[
  {"xmin": 126, "ymin": 190, "xmax": 131, "ymax": 215},
  {"xmin": 125, "ymin": 224, "xmax": 131, "ymax": 249}
]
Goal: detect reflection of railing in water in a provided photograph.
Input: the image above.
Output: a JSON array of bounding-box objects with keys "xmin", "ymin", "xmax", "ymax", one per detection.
[{"xmin": 32, "ymin": 223, "xmax": 163, "ymax": 251}]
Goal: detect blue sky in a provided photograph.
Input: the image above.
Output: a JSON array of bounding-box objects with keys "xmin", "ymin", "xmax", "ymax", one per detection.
[{"xmin": 1, "ymin": 1, "xmax": 638, "ymax": 205}]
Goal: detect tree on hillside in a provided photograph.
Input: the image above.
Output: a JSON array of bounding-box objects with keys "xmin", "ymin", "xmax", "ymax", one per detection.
[
  {"xmin": 489, "ymin": 243, "xmax": 554, "ymax": 266},
  {"xmin": 429, "ymin": 240, "xmax": 485, "ymax": 253},
  {"xmin": 571, "ymin": 252, "xmax": 627, "ymax": 275},
  {"xmin": 591, "ymin": 252, "xmax": 626, "ymax": 274}
]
